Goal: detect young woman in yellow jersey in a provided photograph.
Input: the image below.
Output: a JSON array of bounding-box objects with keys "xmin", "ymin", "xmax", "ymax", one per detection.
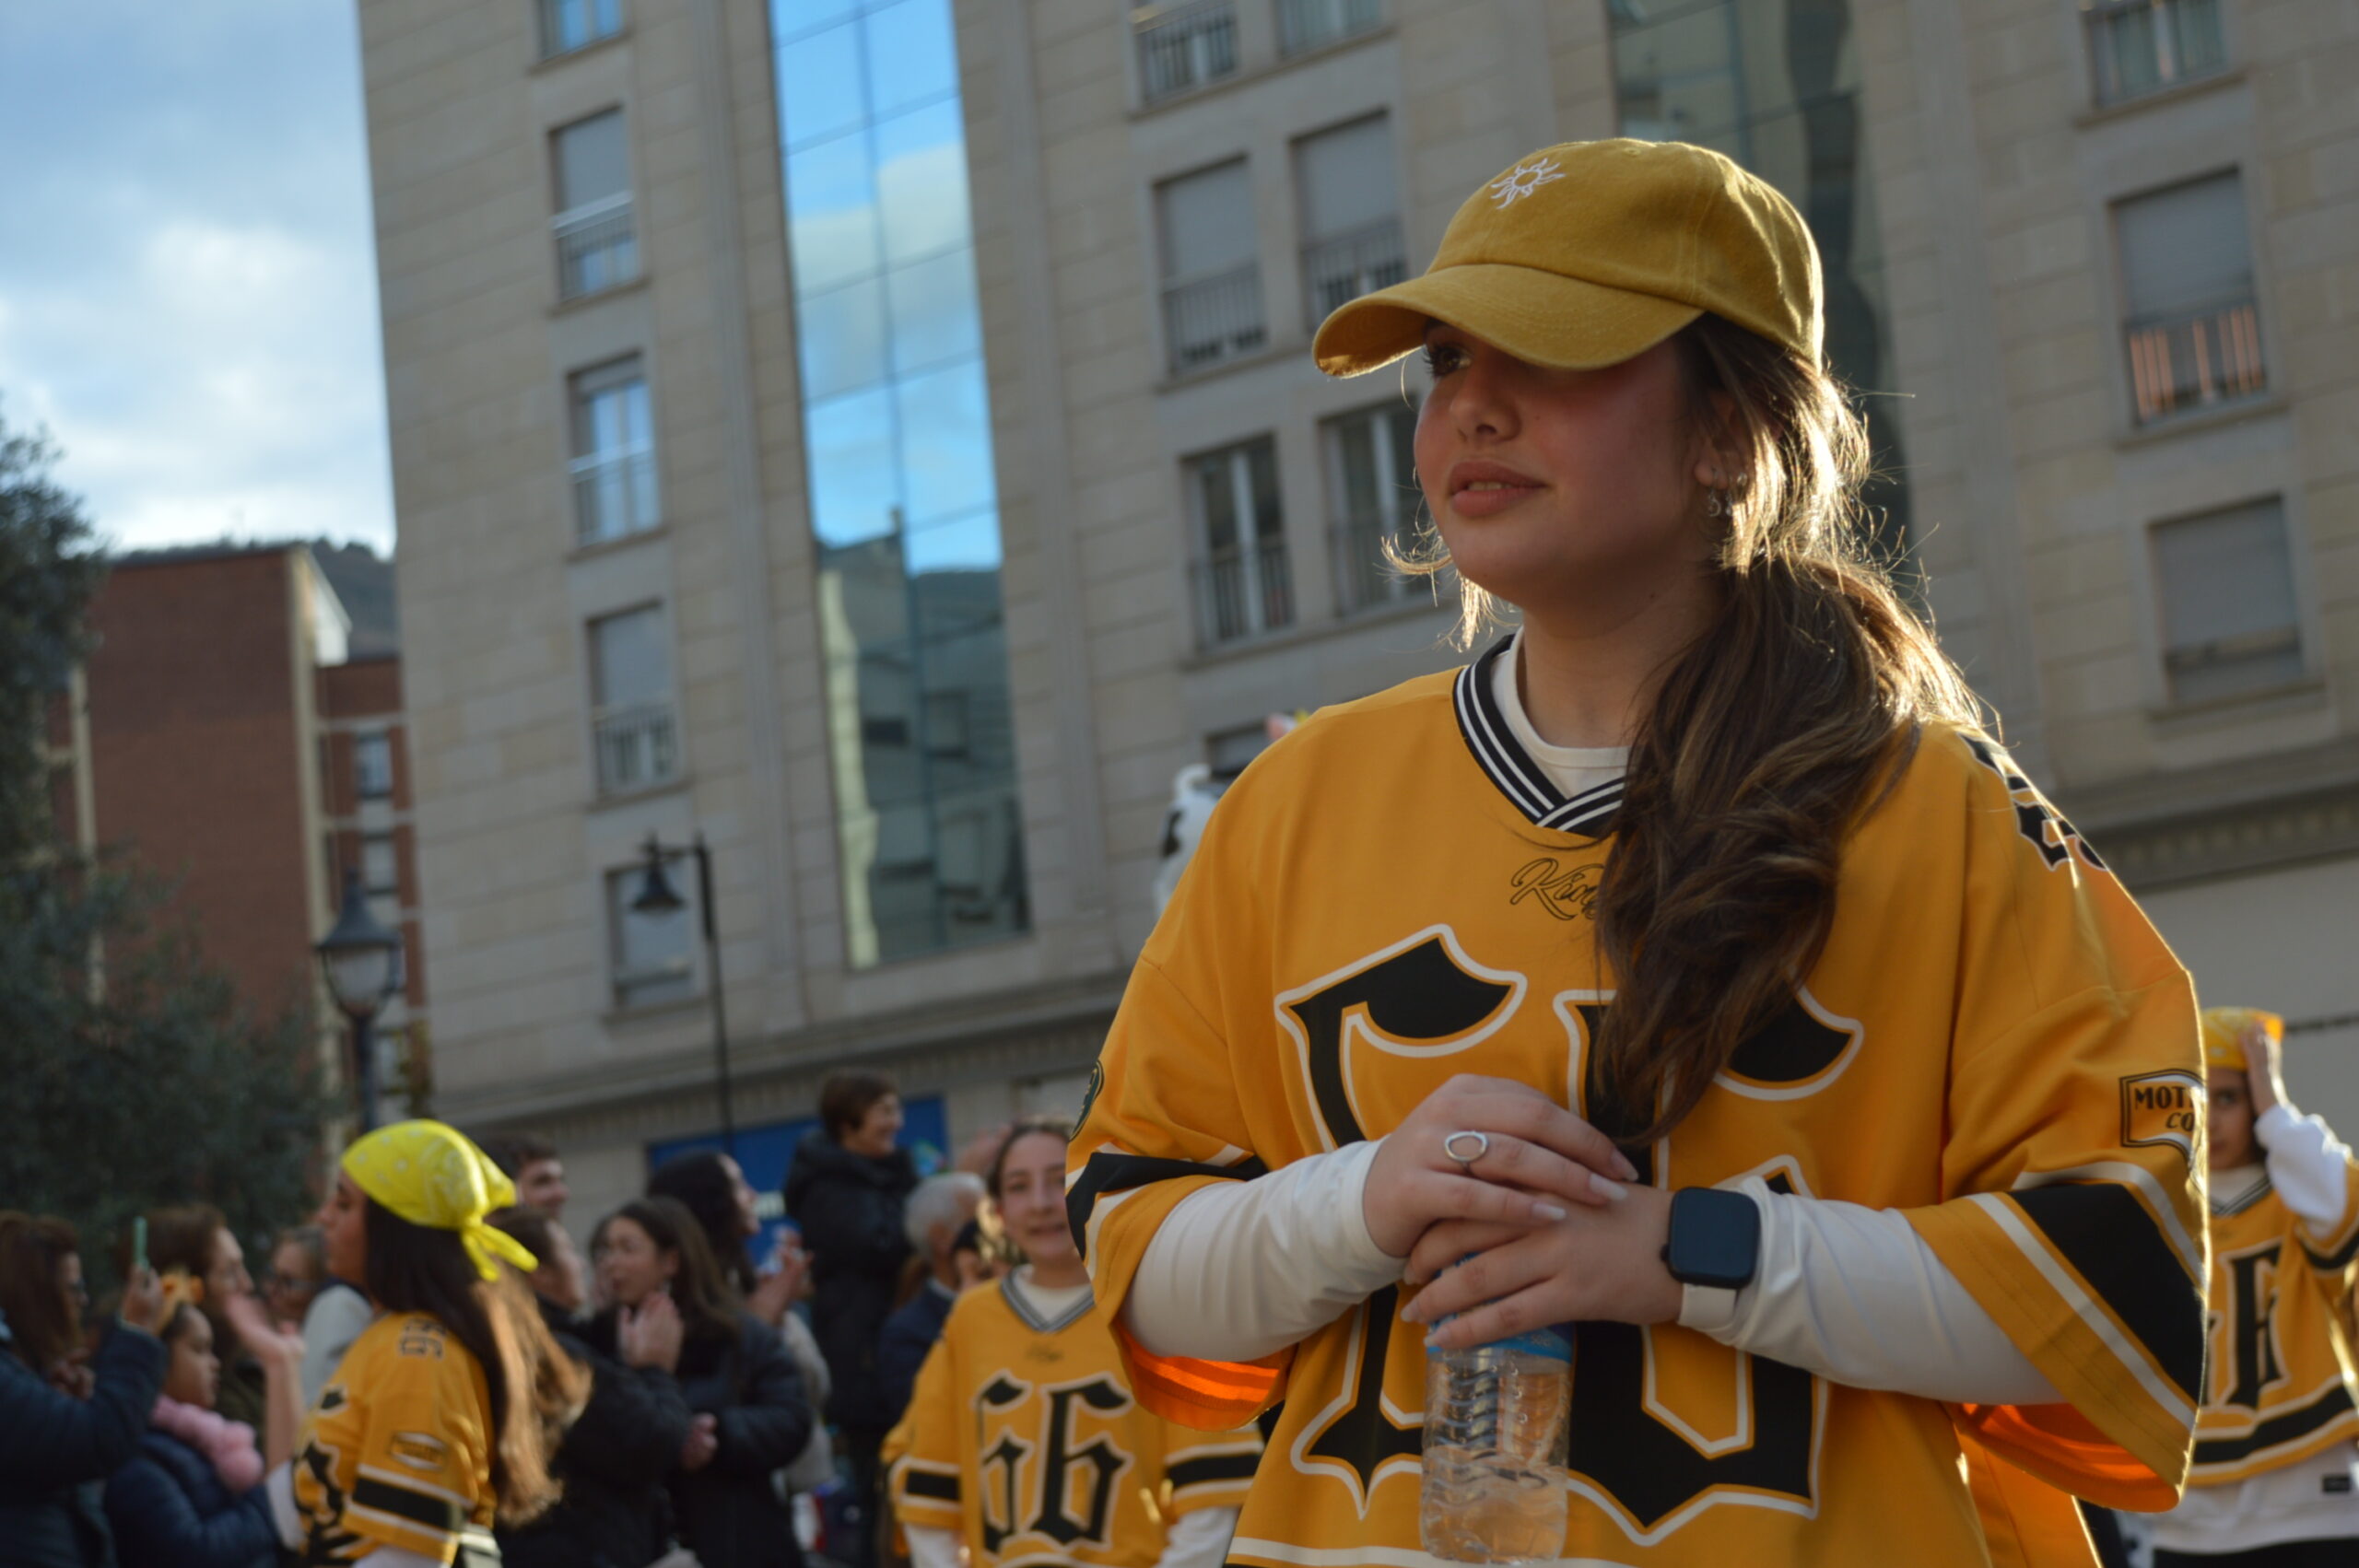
[
  {"xmin": 886, "ymin": 1117, "xmax": 1261, "ymax": 1568},
  {"xmin": 2139, "ymin": 1009, "xmax": 2359, "ymax": 1565},
  {"xmin": 1070, "ymin": 137, "xmax": 2209, "ymax": 1568},
  {"xmin": 262, "ymin": 1120, "xmax": 588, "ymax": 1567}
]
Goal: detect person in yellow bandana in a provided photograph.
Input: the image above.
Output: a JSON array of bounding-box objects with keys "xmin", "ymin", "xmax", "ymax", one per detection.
[
  {"xmin": 2139, "ymin": 1009, "xmax": 2359, "ymax": 1566},
  {"xmin": 260, "ymin": 1121, "xmax": 589, "ymax": 1568}
]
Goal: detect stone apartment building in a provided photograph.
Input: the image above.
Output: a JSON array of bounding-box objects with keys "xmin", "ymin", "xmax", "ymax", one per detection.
[
  {"xmin": 358, "ymin": 0, "xmax": 2357, "ymax": 1220},
  {"xmin": 46, "ymin": 544, "xmax": 430, "ymax": 1105}
]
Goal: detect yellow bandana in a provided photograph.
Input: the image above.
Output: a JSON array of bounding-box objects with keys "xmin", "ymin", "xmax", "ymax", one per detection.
[
  {"xmin": 342, "ymin": 1120, "xmax": 538, "ymax": 1281},
  {"xmin": 2200, "ymin": 1007, "xmax": 2283, "ymax": 1074}
]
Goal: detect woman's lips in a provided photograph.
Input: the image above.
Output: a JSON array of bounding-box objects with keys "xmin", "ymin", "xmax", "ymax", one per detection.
[{"xmin": 1449, "ymin": 478, "xmax": 1543, "ymax": 518}]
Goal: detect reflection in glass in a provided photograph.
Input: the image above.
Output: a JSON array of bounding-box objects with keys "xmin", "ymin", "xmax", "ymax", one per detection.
[
  {"xmin": 787, "ymin": 136, "xmax": 880, "ymax": 294},
  {"xmin": 776, "ymin": 0, "xmax": 1028, "ymax": 965},
  {"xmin": 799, "ymin": 276, "xmax": 891, "ymax": 401},
  {"xmin": 1609, "ymin": 0, "xmax": 1912, "ymax": 570},
  {"xmin": 779, "ymin": 23, "xmax": 867, "ymax": 149},
  {"xmin": 864, "ymin": 0, "xmax": 960, "ymax": 118}
]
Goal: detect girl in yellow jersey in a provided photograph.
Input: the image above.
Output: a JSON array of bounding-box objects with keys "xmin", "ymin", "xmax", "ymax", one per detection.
[
  {"xmin": 2142, "ymin": 1009, "xmax": 2359, "ymax": 1565},
  {"xmin": 261, "ymin": 1121, "xmax": 588, "ymax": 1567},
  {"xmin": 886, "ymin": 1117, "xmax": 1261, "ymax": 1568},
  {"xmin": 1070, "ymin": 137, "xmax": 2208, "ymax": 1568}
]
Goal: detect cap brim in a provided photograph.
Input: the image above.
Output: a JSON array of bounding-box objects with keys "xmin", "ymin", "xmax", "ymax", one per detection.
[{"xmin": 1312, "ymin": 263, "xmax": 1704, "ymax": 377}]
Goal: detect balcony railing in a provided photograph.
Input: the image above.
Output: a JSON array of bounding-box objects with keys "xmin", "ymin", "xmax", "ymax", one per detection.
[
  {"xmin": 1330, "ymin": 511, "xmax": 1417, "ymax": 615},
  {"xmin": 593, "ymin": 700, "xmax": 679, "ymax": 795},
  {"xmin": 2085, "ymin": 0, "xmax": 2226, "ymax": 107},
  {"xmin": 572, "ymin": 447, "xmax": 661, "ymax": 544},
  {"xmin": 1302, "ymin": 218, "xmax": 1409, "ymax": 327},
  {"xmin": 1134, "ymin": 0, "xmax": 1238, "ymax": 102},
  {"xmin": 1164, "ymin": 264, "xmax": 1266, "ymax": 375},
  {"xmin": 2126, "ymin": 297, "xmax": 2265, "ymax": 424},
  {"xmin": 555, "ymin": 193, "xmax": 639, "ymax": 301},
  {"xmin": 1278, "ymin": 0, "xmax": 1381, "ymax": 54},
  {"xmin": 1194, "ymin": 537, "xmax": 1294, "ymax": 647},
  {"xmin": 540, "ymin": 0, "xmax": 623, "ymax": 57}
]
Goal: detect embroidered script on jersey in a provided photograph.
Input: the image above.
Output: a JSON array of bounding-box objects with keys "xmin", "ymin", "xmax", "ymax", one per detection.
[
  {"xmin": 885, "ymin": 1278, "xmax": 1261, "ymax": 1568},
  {"xmin": 1071, "ymin": 639, "xmax": 2207, "ymax": 1567},
  {"xmin": 2189, "ymin": 1160, "xmax": 2359, "ymax": 1485},
  {"xmin": 290, "ymin": 1313, "xmax": 494, "ymax": 1565}
]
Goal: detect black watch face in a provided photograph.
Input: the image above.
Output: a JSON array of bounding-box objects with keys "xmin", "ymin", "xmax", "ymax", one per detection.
[{"xmin": 1670, "ymin": 1189, "xmax": 1759, "ymax": 1291}]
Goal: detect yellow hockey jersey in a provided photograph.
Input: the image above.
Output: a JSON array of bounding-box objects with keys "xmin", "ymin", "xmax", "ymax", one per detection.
[
  {"xmin": 1070, "ymin": 642, "xmax": 2208, "ymax": 1567},
  {"xmin": 885, "ymin": 1274, "xmax": 1262, "ymax": 1568},
  {"xmin": 2188, "ymin": 1158, "xmax": 2359, "ymax": 1484},
  {"xmin": 290, "ymin": 1312, "xmax": 495, "ymax": 1564}
]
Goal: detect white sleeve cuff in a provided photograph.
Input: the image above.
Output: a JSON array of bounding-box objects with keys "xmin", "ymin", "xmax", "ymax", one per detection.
[
  {"xmin": 266, "ymin": 1462, "xmax": 303, "ymax": 1550},
  {"xmin": 905, "ymin": 1525, "xmax": 964, "ymax": 1568},
  {"xmin": 1124, "ymin": 1140, "xmax": 1401, "ymax": 1362},
  {"xmin": 1156, "ymin": 1505, "xmax": 1240, "ymax": 1568},
  {"xmin": 2256, "ymin": 1104, "xmax": 2353, "ymax": 1235}
]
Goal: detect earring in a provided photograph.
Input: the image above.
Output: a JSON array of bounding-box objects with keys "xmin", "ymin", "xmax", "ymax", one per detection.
[{"xmin": 1704, "ymin": 489, "xmax": 1730, "ymax": 519}]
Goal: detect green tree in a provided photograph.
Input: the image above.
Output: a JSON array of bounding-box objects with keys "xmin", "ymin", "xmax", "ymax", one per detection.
[{"xmin": 0, "ymin": 411, "xmax": 333, "ymax": 1283}]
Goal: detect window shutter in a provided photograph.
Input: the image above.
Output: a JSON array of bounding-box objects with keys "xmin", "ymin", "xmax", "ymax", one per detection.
[
  {"xmin": 1159, "ymin": 160, "xmax": 1257, "ymax": 280},
  {"xmin": 2117, "ymin": 173, "xmax": 2251, "ymax": 321},
  {"xmin": 1297, "ymin": 115, "xmax": 1398, "ymax": 241},
  {"xmin": 556, "ymin": 111, "xmax": 630, "ymax": 212}
]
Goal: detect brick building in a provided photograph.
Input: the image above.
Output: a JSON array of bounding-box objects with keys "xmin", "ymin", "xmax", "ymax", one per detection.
[{"xmin": 50, "ymin": 544, "xmax": 429, "ymax": 1101}]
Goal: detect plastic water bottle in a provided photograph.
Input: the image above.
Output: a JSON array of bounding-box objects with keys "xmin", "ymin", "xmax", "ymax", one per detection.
[{"xmin": 1421, "ymin": 1328, "xmax": 1571, "ymax": 1564}]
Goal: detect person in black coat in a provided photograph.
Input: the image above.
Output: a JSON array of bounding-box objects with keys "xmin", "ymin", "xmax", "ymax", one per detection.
[
  {"xmin": 590, "ymin": 1198, "xmax": 814, "ymax": 1568},
  {"xmin": 102, "ymin": 1305, "xmax": 277, "ymax": 1568},
  {"xmin": 781, "ymin": 1072, "xmax": 916, "ymax": 1566},
  {"xmin": 0, "ymin": 1211, "xmax": 170, "ymax": 1568},
  {"xmin": 490, "ymin": 1208, "xmax": 695, "ymax": 1568}
]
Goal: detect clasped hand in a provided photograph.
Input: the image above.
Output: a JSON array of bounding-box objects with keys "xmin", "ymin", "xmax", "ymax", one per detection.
[{"xmin": 1359, "ymin": 1074, "xmax": 1684, "ymax": 1350}]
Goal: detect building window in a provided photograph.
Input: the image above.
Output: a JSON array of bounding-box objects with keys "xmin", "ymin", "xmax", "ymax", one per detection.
[
  {"xmin": 570, "ymin": 357, "xmax": 661, "ymax": 544},
  {"xmin": 2084, "ymin": 0, "xmax": 2226, "ymax": 107},
  {"xmin": 1133, "ymin": 0, "xmax": 1238, "ymax": 102},
  {"xmin": 362, "ymin": 832, "xmax": 402, "ymax": 928},
  {"xmin": 2117, "ymin": 172, "xmax": 2266, "ymax": 425},
  {"xmin": 1278, "ymin": 0, "xmax": 1379, "ymax": 54},
  {"xmin": 353, "ymin": 731, "xmax": 394, "ymax": 799},
  {"xmin": 773, "ymin": 0, "xmax": 1030, "ymax": 966},
  {"xmin": 606, "ymin": 857, "xmax": 694, "ymax": 1008},
  {"xmin": 1324, "ymin": 403, "xmax": 1418, "ymax": 614},
  {"xmin": 1187, "ymin": 438, "xmax": 1292, "ymax": 646},
  {"xmin": 588, "ymin": 605, "xmax": 679, "ymax": 796},
  {"xmin": 540, "ymin": 0, "xmax": 623, "ymax": 56},
  {"xmin": 2152, "ymin": 499, "xmax": 2304, "ymax": 706},
  {"xmin": 552, "ymin": 110, "xmax": 638, "ymax": 301},
  {"xmin": 1158, "ymin": 160, "xmax": 1264, "ymax": 376},
  {"xmin": 1295, "ymin": 115, "xmax": 1406, "ymax": 331}
]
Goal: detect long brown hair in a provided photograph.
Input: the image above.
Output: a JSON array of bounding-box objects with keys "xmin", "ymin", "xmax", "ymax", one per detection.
[
  {"xmin": 0, "ymin": 1212, "xmax": 84, "ymax": 1375},
  {"xmin": 361, "ymin": 1198, "xmax": 588, "ymax": 1526},
  {"xmin": 1408, "ymin": 314, "xmax": 1980, "ymax": 1141}
]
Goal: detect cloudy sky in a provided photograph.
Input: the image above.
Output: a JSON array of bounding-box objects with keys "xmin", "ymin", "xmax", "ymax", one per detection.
[{"xmin": 0, "ymin": 1, "xmax": 392, "ymax": 554}]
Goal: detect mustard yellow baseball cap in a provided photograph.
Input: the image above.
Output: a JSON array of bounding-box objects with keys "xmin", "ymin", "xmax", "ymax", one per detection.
[
  {"xmin": 2201, "ymin": 1007, "xmax": 2283, "ymax": 1074},
  {"xmin": 1312, "ymin": 137, "xmax": 1824, "ymax": 378}
]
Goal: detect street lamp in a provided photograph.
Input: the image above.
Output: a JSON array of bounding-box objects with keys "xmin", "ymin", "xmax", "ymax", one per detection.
[
  {"xmin": 632, "ymin": 831, "xmax": 734, "ymax": 1153},
  {"xmin": 317, "ymin": 869, "xmax": 404, "ymax": 1132}
]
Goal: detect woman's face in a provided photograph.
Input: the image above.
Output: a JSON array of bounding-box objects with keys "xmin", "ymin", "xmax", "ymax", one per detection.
[
  {"xmin": 2209, "ymin": 1070, "xmax": 2255, "ymax": 1171},
  {"xmin": 722, "ymin": 1156, "xmax": 761, "ymax": 1239},
  {"xmin": 993, "ymin": 1132, "xmax": 1076, "ymax": 1267},
  {"xmin": 206, "ymin": 1227, "xmax": 252, "ymax": 1305},
  {"xmin": 1414, "ymin": 327, "xmax": 1720, "ymax": 627},
  {"xmin": 593, "ymin": 1217, "xmax": 676, "ymax": 1309},
  {"xmin": 844, "ymin": 1095, "xmax": 905, "ymax": 1159},
  {"xmin": 316, "ymin": 1174, "xmax": 369, "ymax": 1285},
  {"xmin": 162, "ymin": 1310, "xmax": 220, "ymax": 1409}
]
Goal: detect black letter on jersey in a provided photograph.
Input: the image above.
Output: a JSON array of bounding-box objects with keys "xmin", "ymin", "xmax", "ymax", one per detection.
[
  {"xmin": 1966, "ymin": 737, "xmax": 2107, "ymax": 872},
  {"xmin": 2223, "ymin": 1249, "xmax": 2285, "ymax": 1410},
  {"xmin": 1036, "ymin": 1380, "xmax": 1132, "ymax": 1547},
  {"xmin": 977, "ymin": 1376, "xmax": 1031, "ymax": 1555},
  {"xmin": 1282, "ymin": 936, "xmax": 1516, "ymax": 1146}
]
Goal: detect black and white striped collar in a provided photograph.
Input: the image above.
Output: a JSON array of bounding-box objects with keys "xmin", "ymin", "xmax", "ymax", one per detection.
[{"xmin": 1452, "ymin": 636, "xmax": 1625, "ymax": 837}]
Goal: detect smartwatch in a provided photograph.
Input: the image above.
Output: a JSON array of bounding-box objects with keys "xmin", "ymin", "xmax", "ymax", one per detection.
[{"xmin": 1660, "ymin": 1188, "xmax": 1761, "ymax": 1292}]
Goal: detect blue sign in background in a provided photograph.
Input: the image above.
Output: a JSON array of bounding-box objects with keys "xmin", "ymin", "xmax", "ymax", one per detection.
[{"xmin": 646, "ymin": 1094, "xmax": 950, "ymax": 1266}]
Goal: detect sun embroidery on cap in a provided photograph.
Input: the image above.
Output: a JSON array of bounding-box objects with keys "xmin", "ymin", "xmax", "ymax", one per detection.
[{"xmin": 1489, "ymin": 158, "xmax": 1565, "ymax": 208}]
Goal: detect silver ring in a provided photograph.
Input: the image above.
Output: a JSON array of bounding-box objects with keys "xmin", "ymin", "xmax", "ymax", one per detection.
[{"xmin": 1443, "ymin": 1129, "xmax": 1490, "ymax": 1167}]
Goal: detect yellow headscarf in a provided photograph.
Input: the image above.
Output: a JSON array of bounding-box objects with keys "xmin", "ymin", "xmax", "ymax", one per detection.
[
  {"xmin": 2200, "ymin": 1007, "xmax": 2284, "ymax": 1075},
  {"xmin": 341, "ymin": 1119, "xmax": 539, "ymax": 1281}
]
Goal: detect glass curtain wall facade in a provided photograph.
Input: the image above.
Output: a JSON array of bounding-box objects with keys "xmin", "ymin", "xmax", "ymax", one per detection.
[
  {"xmin": 1607, "ymin": 0, "xmax": 1912, "ymax": 566},
  {"xmin": 771, "ymin": 0, "xmax": 1029, "ymax": 966}
]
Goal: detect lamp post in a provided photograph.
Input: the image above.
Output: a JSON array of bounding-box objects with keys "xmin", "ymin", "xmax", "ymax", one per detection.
[
  {"xmin": 632, "ymin": 832, "xmax": 734, "ymax": 1153},
  {"xmin": 316, "ymin": 869, "xmax": 404, "ymax": 1132}
]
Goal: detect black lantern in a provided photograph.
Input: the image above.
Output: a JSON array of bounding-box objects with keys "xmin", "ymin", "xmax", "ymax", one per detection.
[
  {"xmin": 316, "ymin": 869, "xmax": 403, "ymax": 1130},
  {"xmin": 633, "ymin": 832, "xmax": 734, "ymax": 1152}
]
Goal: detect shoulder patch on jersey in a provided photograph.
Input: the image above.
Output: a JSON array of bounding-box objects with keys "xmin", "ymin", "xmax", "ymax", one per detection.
[
  {"xmin": 1964, "ymin": 736, "xmax": 2107, "ymax": 872},
  {"xmin": 395, "ymin": 1318, "xmax": 449, "ymax": 1359},
  {"xmin": 2120, "ymin": 1070, "xmax": 2205, "ymax": 1170},
  {"xmin": 388, "ymin": 1432, "xmax": 449, "ymax": 1471}
]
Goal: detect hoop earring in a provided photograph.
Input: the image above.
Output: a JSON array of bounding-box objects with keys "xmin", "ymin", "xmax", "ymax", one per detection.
[{"xmin": 1704, "ymin": 488, "xmax": 1730, "ymax": 520}]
